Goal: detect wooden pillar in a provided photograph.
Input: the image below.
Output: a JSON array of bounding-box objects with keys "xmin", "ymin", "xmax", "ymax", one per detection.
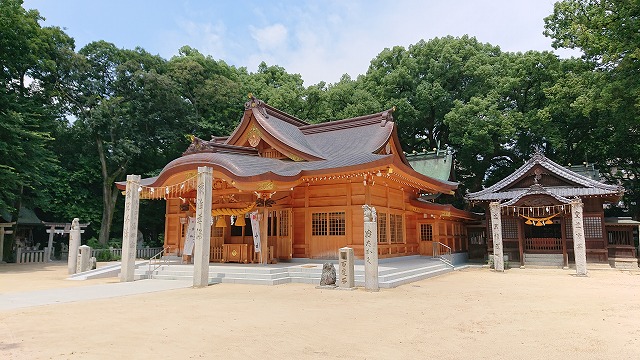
[
  {"xmin": 261, "ymin": 205, "xmax": 268, "ymax": 264},
  {"xmin": 561, "ymin": 215, "xmax": 568, "ymax": 268},
  {"xmin": 489, "ymin": 202, "xmax": 504, "ymax": 272},
  {"xmin": 120, "ymin": 175, "xmax": 141, "ymax": 282},
  {"xmin": 517, "ymin": 218, "xmax": 524, "ymax": 267}
]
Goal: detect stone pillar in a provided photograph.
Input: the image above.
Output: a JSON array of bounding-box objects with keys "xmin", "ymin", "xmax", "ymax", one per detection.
[
  {"xmin": 67, "ymin": 218, "xmax": 81, "ymax": 275},
  {"xmin": 489, "ymin": 202, "xmax": 504, "ymax": 272},
  {"xmin": 338, "ymin": 247, "xmax": 355, "ymax": 289},
  {"xmin": 77, "ymin": 245, "xmax": 91, "ymax": 273},
  {"xmin": 120, "ymin": 175, "xmax": 141, "ymax": 282},
  {"xmin": 571, "ymin": 199, "xmax": 588, "ymax": 276},
  {"xmin": 46, "ymin": 225, "xmax": 55, "ymax": 262},
  {"xmin": 363, "ymin": 205, "xmax": 379, "ymax": 291},
  {"xmin": 193, "ymin": 166, "xmax": 213, "ymax": 288},
  {"xmin": 0, "ymin": 227, "xmax": 5, "ymax": 263}
]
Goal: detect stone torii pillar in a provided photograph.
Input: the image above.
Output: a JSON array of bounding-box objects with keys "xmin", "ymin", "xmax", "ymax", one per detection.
[
  {"xmin": 571, "ymin": 199, "xmax": 588, "ymax": 276},
  {"xmin": 0, "ymin": 223, "xmax": 15, "ymax": 263},
  {"xmin": 193, "ymin": 166, "xmax": 213, "ymax": 288},
  {"xmin": 489, "ymin": 202, "xmax": 504, "ymax": 272},
  {"xmin": 120, "ymin": 174, "xmax": 141, "ymax": 282},
  {"xmin": 67, "ymin": 218, "xmax": 81, "ymax": 275}
]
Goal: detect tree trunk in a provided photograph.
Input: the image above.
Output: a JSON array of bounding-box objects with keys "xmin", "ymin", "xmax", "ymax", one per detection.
[
  {"xmin": 96, "ymin": 137, "xmax": 126, "ymax": 245},
  {"xmin": 98, "ymin": 181, "xmax": 119, "ymax": 245}
]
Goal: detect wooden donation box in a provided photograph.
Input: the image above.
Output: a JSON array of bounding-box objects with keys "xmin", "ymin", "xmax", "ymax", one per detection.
[{"xmin": 222, "ymin": 244, "xmax": 250, "ymax": 263}]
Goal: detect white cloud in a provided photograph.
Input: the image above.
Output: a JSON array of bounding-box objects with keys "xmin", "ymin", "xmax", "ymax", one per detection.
[
  {"xmin": 250, "ymin": 23, "xmax": 288, "ymax": 52},
  {"xmin": 160, "ymin": 19, "xmax": 227, "ymax": 59}
]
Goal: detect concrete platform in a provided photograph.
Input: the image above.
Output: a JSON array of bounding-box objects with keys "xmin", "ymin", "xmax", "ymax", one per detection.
[{"xmin": 135, "ymin": 255, "xmax": 458, "ymax": 288}]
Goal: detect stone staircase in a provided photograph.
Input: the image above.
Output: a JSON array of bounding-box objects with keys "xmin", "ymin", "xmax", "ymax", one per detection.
[
  {"xmin": 134, "ymin": 256, "xmax": 456, "ymax": 288},
  {"xmin": 523, "ymin": 253, "xmax": 564, "ymax": 267}
]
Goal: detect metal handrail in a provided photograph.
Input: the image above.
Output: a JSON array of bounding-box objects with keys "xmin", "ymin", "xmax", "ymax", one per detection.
[
  {"xmin": 147, "ymin": 246, "xmax": 175, "ymax": 279},
  {"xmin": 433, "ymin": 242, "xmax": 454, "ymax": 268}
]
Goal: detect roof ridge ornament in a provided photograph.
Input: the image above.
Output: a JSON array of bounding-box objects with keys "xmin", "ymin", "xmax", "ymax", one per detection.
[
  {"xmin": 380, "ymin": 106, "xmax": 396, "ymax": 127},
  {"xmin": 245, "ymin": 93, "xmax": 269, "ymax": 118}
]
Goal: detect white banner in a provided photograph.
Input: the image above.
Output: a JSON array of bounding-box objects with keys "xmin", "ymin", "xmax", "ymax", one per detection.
[
  {"xmin": 250, "ymin": 211, "xmax": 261, "ymax": 253},
  {"xmin": 183, "ymin": 217, "xmax": 196, "ymax": 256}
]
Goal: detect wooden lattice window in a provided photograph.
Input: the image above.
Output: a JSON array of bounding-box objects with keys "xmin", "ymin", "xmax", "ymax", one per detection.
[
  {"xmin": 584, "ymin": 217, "xmax": 603, "ymax": 238},
  {"xmin": 312, "ymin": 212, "xmax": 345, "ymax": 236},
  {"xmin": 565, "ymin": 219, "xmax": 573, "ymax": 239},
  {"xmin": 329, "ymin": 212, "xmax": 346, "ymax": 236},
  {"xmin": 212, "ymin": 225, "xmax": 224, "ymax": 238},
  {"xmin": 502, "ymin": 219, "xmax": 518, "ymax": 239},
  {"xmin": 378, "ymin": 212, "xmax": 387, "ymax": 244},
  {"xmin": 420, "ymin": 224, "xmax": 433, "ymax": 241},
  {"xmin": 608, "ymin": 229, "xmax": 632, "ymax": 245},
  {"xmin": 390, "ymin": 214, "xmax": 404, "ymax": 243},
  {"xmin": 278, "ymin": 211, "xmax": 289, "ymax": 237},
  {"xmin": 312, "ymin": 213, "xmax": 328, "ymax": 236}
]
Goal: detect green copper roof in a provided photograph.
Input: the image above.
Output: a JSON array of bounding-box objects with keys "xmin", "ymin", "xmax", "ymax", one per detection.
[{"xmin": 406, "ymin": 151, "xmax": 453, "ymax": 182}]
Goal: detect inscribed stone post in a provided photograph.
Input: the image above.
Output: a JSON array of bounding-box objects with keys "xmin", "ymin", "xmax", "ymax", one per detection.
[
  {"xmin": 77, "ymin": 245, "xmax": 91, "ymax": 272},
  {"xmin": 489, "ymin": 202, "xmax": 504, "ymax": 272},
  {"xmin": 363, "ymin": 205, "xmax": 379, "ymax": 291},
  {"xmin": 67, "ymin": 218, "xmax": 81, "ymax": 275},
  {"xmin": 193, "ymin": 166, "xmax": 213, "ymax": 288},
  {"xmin": 46, "ymin": 225, "xmax": 55, "ymax": 262},
  {"xmin": 339, "ymin": 247, "xmax": 355, "ymax": 289},
  {"xmin": 571, "ymin": 199, "xmax": 588, "ymax": 276},
  {"xmin": 120, "ymin": 175, "xmax": 141, "ymax": 282}
]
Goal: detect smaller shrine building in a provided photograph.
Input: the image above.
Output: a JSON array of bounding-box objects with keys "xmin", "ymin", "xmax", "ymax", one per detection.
[{"xmin": 466, "ymin": 152, "xmax": 638, "ymax": 269}]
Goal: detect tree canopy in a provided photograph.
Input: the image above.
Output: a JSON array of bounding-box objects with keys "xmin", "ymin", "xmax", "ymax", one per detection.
[{"xmin": 1, "ymin": 0, "xmax": 638, "ymax": 256}]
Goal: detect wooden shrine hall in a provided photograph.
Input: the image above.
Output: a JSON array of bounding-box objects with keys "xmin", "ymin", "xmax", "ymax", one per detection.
[
  {"xmin": 466, "ymin": 152, "xmax": 637, "ymax": 269},
  {"xmin": 116, "ymin": 96, "xmax": 474, "ymax": 264}
]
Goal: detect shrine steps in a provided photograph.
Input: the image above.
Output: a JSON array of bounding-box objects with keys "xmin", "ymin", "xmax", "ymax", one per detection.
[
  {"xmin": 523, "ymin": 253, "xmax": 564, "ymax": 267},
  {"xmin": 133, "ymin": 256, "xmax": 455, "ymax": 288}
]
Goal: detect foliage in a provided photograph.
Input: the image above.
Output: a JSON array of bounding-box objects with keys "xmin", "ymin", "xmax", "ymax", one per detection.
[{"xmin": 1, "ymin": 0, "xmax": 639, "ymax": 257}]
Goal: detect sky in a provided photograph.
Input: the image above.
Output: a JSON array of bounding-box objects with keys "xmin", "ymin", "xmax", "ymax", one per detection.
[{"xmin": 23, "ymin": 0, "xmax": 579, "ymax": 86}]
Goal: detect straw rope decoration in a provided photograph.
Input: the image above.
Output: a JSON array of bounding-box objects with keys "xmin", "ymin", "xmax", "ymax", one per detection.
[{"xmin": 501, "ymin": 204, "xmax": 570, "ymax": 226}]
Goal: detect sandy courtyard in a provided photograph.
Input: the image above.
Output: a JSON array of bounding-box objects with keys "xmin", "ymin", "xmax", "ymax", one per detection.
[{"xmin": 1, "ymin": 262, "xmax": 639, "ymax": 360}]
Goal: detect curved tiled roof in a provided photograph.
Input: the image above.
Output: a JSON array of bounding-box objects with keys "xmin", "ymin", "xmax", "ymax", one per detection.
[
  {"xmin": 466, "ymin": 152, "xmax": 623, "ymax": 202},
  {"xmin": 117, "ymin": 98, "xmax": 458, "ymax": 194},
  {"xmin": 250, "ymin": 108, "xmax": 325, "ymax": 160}
]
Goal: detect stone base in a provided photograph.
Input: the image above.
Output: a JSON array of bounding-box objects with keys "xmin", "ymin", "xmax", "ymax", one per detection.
[
  {"xmin": 609, "ymin": 257, "xmax": 640, "ymax": 270},
  {"xmin": 336, "ymin": 286, "xmax": 357, "ymax": 291},
  {"xmin": 315, "ymin": 285, "xmax": 337, "ymax": 290}
]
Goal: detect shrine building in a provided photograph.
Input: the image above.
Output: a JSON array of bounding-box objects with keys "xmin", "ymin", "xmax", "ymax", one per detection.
[
  {"xmin": 117, "ymin": 96, "xmax": 474, "ymax": 264},
  {"xmin": 466, "ymin": 152, "xmax": 638, "ymax": 269}
]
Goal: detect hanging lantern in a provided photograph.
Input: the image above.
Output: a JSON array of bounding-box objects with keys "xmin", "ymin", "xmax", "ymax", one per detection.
[
  {"xmin": 535, "ymin": 221, "xmax": 543, "ymax": 226},
  {"xmin": 525, "ymin": 219, "xmax": 533, "ymax": 225},
  {"xmin": 234, "ymin": 215, "xmax": 246, "ymax": 227},
  {"xmin": 215, "ymin": 216, "xmax": 227, "ymax": 228},
  {"xmin": 545, "ymin": 219, "xmax": 553, "ymax": 225}
]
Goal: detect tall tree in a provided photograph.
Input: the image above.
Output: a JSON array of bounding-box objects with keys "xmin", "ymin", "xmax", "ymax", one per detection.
[
  {"xmin": 62, "ymin": 41, "xmax": 193, "ymax": 244},
  {"xmin": 545, "ymin": 0, "xmax": 640, "ymax": 217}
]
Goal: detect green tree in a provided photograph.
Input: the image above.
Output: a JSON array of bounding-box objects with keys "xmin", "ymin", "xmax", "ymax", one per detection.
[{"xmin": 545, "ymin": 0, "xmax": 640, "ymax": 217}]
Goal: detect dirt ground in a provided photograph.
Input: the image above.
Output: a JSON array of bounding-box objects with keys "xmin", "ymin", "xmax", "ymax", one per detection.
[{"xmin": 1, "ymin": 262, "xmax": 639, "ymax": 360}]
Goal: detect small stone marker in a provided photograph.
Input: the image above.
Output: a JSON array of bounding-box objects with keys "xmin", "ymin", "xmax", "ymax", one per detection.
[
  {"xmin": 77, "ymin": 245, "xmax": 91, "ymax": 272},
  {"xmin": 363, "ymin": 205, "xmax": 379, "ymax": 292},
  {"xmin": 338, "ymin": 247, "xmax": 355, "ymax": 290},
  {"xmin": 319, "ymin": 262, "xmax": 336, "ymax": 286}
]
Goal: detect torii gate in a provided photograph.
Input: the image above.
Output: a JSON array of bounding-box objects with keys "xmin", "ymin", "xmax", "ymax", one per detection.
[
  {"xmin": 43, "ymin": 221, "xmax": 90, "ymax": 262},
  {"xmin": 0, "ymin": 222, "xmax": 15, "ymax": 262}
]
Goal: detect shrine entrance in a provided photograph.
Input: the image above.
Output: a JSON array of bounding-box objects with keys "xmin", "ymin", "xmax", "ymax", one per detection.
[{"xmin": 523, "ymin": 220, "xmax": 563, "ymax": 253}]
